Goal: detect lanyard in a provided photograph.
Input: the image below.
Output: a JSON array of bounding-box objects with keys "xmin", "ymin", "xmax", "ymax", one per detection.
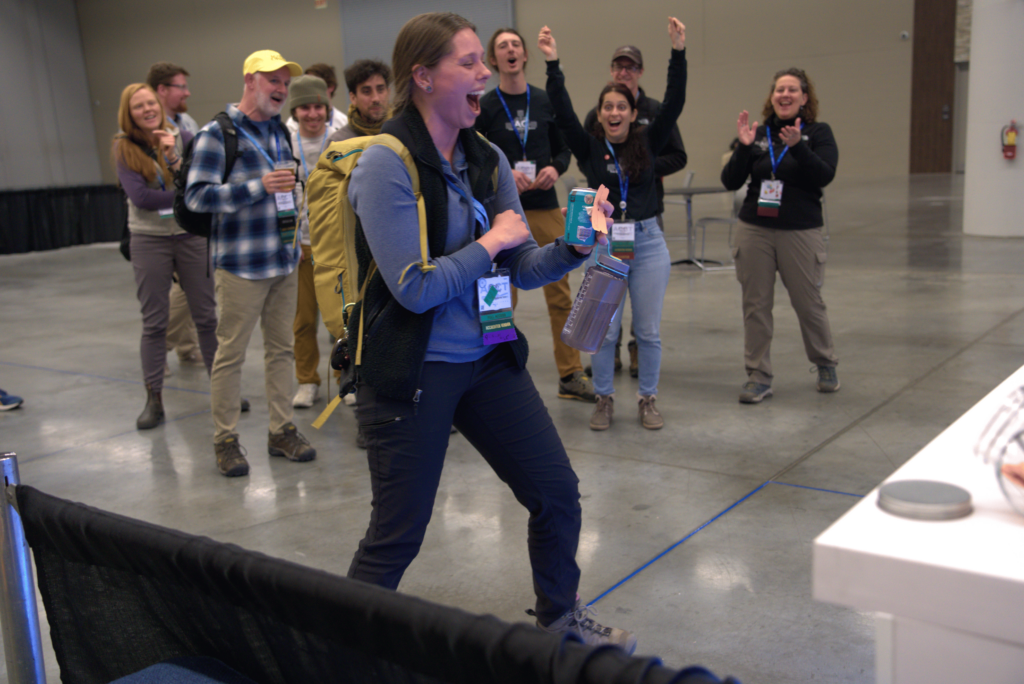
[
  {"xmin": 495, "ymin": 87, "xmax": 530, "ymax": 160},
  {"xmin": 237, "ymin": 125, "xmax": 285, "ymax": 167},
  {"xmin": 443, "ymin": 169, "xmax": 490, "ymax": 235},
  {"xmin": 765, "ymin": 123, "xmax": 803, "ymax": 179},
  {"xmin": 604, "ymin": 139, "xmax": 629, "ymax": 216},
  {"xmin": 298, "ymin": 130, "xmax": 329, "ymax": 179}
]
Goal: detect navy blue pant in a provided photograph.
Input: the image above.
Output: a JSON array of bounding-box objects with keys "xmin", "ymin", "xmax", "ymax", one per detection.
[{"xmin": 349, "ymin": 346, "xmax": 582, "ymax": 624}]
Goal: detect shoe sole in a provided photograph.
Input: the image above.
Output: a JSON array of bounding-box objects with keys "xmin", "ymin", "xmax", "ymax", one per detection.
[
  {"xmin": 268, "ymin": 447, "xmax": 317, "ymax": 463},
  {"xmin": 641, "ymin": 421, "xmax": 663, "ymax": 430},
  {"xmin": 219, "ymin": 463, "xmax": 249, "ymax": 477},
  {"xmin": 558, "ymin": 391, "xmax": 597, "ymax": 402},
  {"xmin": 817, "ymin": 382, "xmax": 841, "ymax": 393},
  {"xmin": 0, "ymin": 403, "xmax": 23, "ymax": 412},
  {"xmin": 589, "ymin": 423, "xmax": 611, "ymax": 431},
  {"xmin": 739, "ymin": 390, "xmax": 773, "ymax": 404}
]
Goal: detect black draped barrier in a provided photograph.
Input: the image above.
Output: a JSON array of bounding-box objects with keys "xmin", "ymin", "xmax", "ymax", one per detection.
[
  {"xmin": 0, "ymin": 185, "xmax": 124, "ymax": 255},
  {"xmin": 14, "ymin": 485, "xmax": 740, "ymax": 684}
]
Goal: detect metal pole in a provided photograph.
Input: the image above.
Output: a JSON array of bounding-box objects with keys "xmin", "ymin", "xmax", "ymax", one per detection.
[{"xmin": 0, "ymin": 454, "xmax": 46, "ymax": 684}]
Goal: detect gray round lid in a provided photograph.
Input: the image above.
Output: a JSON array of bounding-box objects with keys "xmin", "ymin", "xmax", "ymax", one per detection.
[{"xmin": 877, "ymin": 480, "xmax": 973, "ymax": 520}]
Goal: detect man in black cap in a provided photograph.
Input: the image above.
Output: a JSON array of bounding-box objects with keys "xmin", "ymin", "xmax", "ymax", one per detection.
[{"xmin": 582, "ymin": 45, "xmax": 688, "ymax": 378}]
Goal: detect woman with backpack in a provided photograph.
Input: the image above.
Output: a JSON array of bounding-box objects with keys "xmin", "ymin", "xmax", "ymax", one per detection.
[
  {"xmin": 345, "ymin": 12, "xmax": 637, "ymax": 653},
  {"xmin": 113, "ymin": 83, "xmax": 217, "ymax": 430},
  {"xmin": 538, "ymin": 19, "xmax": 687, "ymax": 432}
]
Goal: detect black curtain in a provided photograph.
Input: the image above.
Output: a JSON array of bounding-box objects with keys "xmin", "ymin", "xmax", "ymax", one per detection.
[{"xmin": 0, "ymin": 185, "xmax": 124, "ymax": 254}]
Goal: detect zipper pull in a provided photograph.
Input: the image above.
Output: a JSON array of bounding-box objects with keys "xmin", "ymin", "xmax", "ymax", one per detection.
[{"xmin": 413, "ymin": 389, "xmax": 422, "ymax": 403}]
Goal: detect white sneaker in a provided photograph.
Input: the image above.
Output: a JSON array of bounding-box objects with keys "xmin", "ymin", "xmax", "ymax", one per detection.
[{"xmin": 292, "ymin": 383, "xmax": 320, "ymax": 408}]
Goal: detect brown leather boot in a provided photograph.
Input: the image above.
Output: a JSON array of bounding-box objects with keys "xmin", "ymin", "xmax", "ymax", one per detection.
[{"xmin": 136, "ymin": 384, "xmax": 164, "ymax": 430}]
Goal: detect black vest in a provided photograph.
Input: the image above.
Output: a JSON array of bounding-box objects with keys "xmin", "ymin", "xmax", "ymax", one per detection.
[{"xmin": 349, "ymin": 107, "xmax": 529, "ymax": 401}]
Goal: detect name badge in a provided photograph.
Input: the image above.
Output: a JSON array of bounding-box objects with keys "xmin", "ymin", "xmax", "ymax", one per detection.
[
  {"xmin": 158, "ymin": 207, "xmax": 174, "ymax": 219},
  {"xmin": 514, "ymin": 160, "xmax": 537, "ymax": 182},
  {"xmin": 477, "ymin": 268, "xmax": 518, "ymax": 346},
  {"xmin": 611, "ymin": 222, "xmax": 635, "ymax": 260},
  {"xmin": 757, "ymin": 179, "xmax": 783, "ymax": 217}
]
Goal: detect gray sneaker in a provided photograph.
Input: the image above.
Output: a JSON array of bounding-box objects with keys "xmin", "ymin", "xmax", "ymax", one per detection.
[
  {"xmin": 816, "ymin": 365, "xmax": 840, "ymax": 393},
  {"xmin": 638, "ymin": 395, "xmax": 663, "ymax": 429},
  {"xmin": 215, "ymin": 437, "xmax": 250, "ymax": 477},
  {"xmin": 558, "ymin": 371, "xmax": 596, "ymax": 402},
  {"xmin": 268, "ymin": 423, "xmax": 316, "ymax": 462},
  {"xmin": 739, "ymin": 380, "xmax": 773, "ymax": 404},
  {"xmin": 590, "ymin": 395, "xmax": 614, "ymax": 431},
  {"xmin": 532, "ymin": 599, "xmax": 637, "ymax": 654}
]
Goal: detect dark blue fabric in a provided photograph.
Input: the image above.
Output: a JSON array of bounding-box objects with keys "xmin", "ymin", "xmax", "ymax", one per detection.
[{"xmin": 111, "ymin": 657, "xmax": 257, "ymax": 684}]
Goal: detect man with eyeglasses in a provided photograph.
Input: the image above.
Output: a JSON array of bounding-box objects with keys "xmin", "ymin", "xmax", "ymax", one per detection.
[
  {"xmin": 582, "ymin": 45, "xmax": 688, "ymax": 378},
  {"xmin": 146, "ymin": 62, "xmax": 198, "ymax": 136}
]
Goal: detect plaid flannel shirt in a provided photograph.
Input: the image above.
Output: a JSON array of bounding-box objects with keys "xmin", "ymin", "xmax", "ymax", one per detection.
[{"xmin": 184, "ymin": 105, "xmax": 300, "ymax": 280}]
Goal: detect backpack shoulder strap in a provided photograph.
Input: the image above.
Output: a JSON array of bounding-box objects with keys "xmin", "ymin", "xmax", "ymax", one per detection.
[{"xmin": 212, "ymin": 112, "xmax": 239, "ymax": 181}]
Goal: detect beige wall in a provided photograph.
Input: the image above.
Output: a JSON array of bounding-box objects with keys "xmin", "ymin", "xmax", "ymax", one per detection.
[
  {"xmin": 516, "ymin": 0, "xmax": 915, "ymax": 185},
  {"xmin": 77, "ymin": 0, "xmax": 345, "ymax": 184},
  {"xmin": 78, "ymin": 0, "xmax": 912, "ymax": 186}
]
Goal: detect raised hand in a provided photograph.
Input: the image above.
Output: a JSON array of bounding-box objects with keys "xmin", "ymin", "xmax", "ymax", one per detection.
[
  {"xmin": 737, "ymin": 110, "xmax": 759, "ymax": 146},
  {"xmin": 668, "ymin": 17, "xmax": 686, "ymax": 50},
  {"xmin": 780, "ymin": 118, "xmax": 802, "ymax": 147},
  {"xmin": 153, "ymin": 129, "xmax": 177, "ymax": 156},
  {"xmin": 538, "ymin": 26, "xmax": 557, "ymax": 61}
]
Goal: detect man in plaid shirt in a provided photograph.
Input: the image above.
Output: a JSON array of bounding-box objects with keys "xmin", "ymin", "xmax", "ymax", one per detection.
[{"xmin": 185, "ymin": 50, "xmax": 317, "ymax": 477}]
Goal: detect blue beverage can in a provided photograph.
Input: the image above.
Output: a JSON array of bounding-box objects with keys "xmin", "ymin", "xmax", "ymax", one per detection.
[{"xmin": 564, "ymin": 187, "xmax": 597, "ymax": 246}]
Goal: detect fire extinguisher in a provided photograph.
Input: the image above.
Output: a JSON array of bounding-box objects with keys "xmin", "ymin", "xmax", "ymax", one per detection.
[{"xmin": 1002, "ymin": 120, "xmax": 1018, "ymax": 160}]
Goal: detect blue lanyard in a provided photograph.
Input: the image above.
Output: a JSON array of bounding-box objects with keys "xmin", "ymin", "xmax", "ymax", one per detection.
[
  {"xmin": 298, "ymin": 131, "xmax": 329, "ymax": 179},
  {"xmin": 443, "ymin": 170, "xmax": 490, "ymax": 235},
  {"xmin": 604, "ymin": 139, "xmax": 629, "ymax": 217},
  {"xmin": 495, "ymin": 86, "xmax": 530, "ymax": 160},
  {"xmin": 237, "ymin": 125, "xmax": 285, "ymax": 167},
  {"xmin": 765, "ymin": 123, "xmax": 803, "ymax": 179}
]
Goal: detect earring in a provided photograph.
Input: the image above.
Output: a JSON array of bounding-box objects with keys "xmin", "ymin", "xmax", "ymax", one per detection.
[{"xmin": 425, "ymin": 84, "xmax": 433, "ymax": 93}]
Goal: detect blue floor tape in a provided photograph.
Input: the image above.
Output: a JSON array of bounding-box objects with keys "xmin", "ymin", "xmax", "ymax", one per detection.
[{"xmin": 770, "ymin": 481, "xmax": 864, "ymax": 498}]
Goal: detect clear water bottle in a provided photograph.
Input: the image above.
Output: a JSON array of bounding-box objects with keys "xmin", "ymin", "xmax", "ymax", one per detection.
[{"xmin": 561, "ymin": 254, "xmax": 630, "ymax": 354}]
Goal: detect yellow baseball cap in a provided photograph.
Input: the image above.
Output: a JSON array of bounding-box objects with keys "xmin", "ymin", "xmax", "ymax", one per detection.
[{"xmin": 243, "ymin": 50, "xmax": 302, "ymax": 77}]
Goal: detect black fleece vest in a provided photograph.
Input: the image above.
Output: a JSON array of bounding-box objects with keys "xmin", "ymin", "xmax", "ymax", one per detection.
[{"xmin": 349, "ymin": 107, "xmax": 529, "ymax": 401}]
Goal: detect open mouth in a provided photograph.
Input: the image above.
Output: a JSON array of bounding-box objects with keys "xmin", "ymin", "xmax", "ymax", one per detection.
[
  {"xmin": 507, "ymin": 57, "xmax": 518, "ymax": 69},
  {"xmin": 468, "ymin": 91, "xmax": 484, "ymax": 115}
]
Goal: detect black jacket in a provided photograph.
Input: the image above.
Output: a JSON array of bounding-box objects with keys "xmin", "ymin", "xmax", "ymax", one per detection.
[{"xmin": 349, "ymin": 107, "xmax": 529, "ymax": 401}]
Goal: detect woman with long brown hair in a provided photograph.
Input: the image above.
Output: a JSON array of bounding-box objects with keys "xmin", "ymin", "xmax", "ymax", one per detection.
[
  {"xmin": 538, "ymin": 19, "xmax": 687, "ymax": 432},
  {"xmin": 113, "ymin": 83, "xmax": 217, "ymax": 429},
  {"xmin": 722, "ymin": 68, "xmax": 839, "ymax": 404},
  {"xmin": 345, "ymin": 11, "xmax": 634, "ymax": 652}
]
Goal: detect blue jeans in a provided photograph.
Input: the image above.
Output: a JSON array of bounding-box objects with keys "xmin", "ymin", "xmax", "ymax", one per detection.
[
  {"xmin": 590, "ymin": 216, "xmax": 671, "ymax": 397},
  {"xmin": 349, "ymin": 345, "xmax": 582, "ymax": 625}
]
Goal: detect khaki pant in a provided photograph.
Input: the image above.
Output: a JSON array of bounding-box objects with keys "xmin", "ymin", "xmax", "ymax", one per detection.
[
  {"xmin": 166, "ymin": 279, "xmax": 200, "ymax": 359},
  {"xmin": 211, "ymin": 268, "xmax": 298, "ymax": 443},
  {"xmin": 510, "ymin": 208, "xmax": 582, "ymax": 379},
  {"xmin": 293, "ymin": 244, "xmax": 321, "ymax": 386},
  {"xmin": 733, "ymin": 221, "xmax": 838, "ymax": 385}
]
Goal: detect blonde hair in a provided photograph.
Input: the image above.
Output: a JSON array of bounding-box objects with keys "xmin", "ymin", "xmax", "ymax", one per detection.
[
  {"xmin": 391, "ymin": 12, "xmax": 476, "ymax": 114},
  {"xmin": 111, "ymin": 83, "xmax": 172, "ymax": 186}
]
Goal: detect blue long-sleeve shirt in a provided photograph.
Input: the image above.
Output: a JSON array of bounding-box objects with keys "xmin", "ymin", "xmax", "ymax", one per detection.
[{"xmin": 349, "ymin": 137, "xmax": 587, "ymax": 363}]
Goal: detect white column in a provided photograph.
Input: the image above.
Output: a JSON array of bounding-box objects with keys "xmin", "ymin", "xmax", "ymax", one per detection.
[{"xmin": 962, "ymin": 0, "xmax": 1024, "ymax": 237}]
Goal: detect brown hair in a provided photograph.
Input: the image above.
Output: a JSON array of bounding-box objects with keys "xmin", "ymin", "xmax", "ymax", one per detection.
[
  {"xmin": 391, "ymin": 12, "xmax": 476, "ymax": 114},
  {"xmin": 761, "ymin": 67, "xmax": 818, "ymax": 124},
  {"xmin": 591, "ymin": 83, "xmax": 650, "ymax": 181},
  {"xmin": 146, "ymin": 62, "xmax": 189, "ymax": 90},
  {"xmin": 486, "ymin": 27, "xmax": 527, "ymax": 72},
  {"xmin": 111, "ymin": 84, "xmax": 172, "ymax": 186},
  {"xmin": 344, "ymin": 59, "xmax": 392, "ymax": 94},
  {"xmin": 305, "ymin": 63, "xmax": 339, "ymax": 94}
]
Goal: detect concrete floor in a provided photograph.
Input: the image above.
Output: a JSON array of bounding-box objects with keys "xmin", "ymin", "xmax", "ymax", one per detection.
[{"xmin": 2, "ymin": 173, "xmax": 1023, "ymax": 683}]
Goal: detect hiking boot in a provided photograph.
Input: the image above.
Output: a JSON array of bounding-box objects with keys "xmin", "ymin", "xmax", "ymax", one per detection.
[
  {"xmin": 558, "ymin": 371, "xmax": 596, "ymax": 402},
  {"xmin": 241, "ymin": 398, "xmax": 250, "ymax": 412},
  {"xmin": 590, "ymin": 395, "xmax": 614, "ymax": 431},
  {"xmin": 628, "ymin": 340, "xmax": 638, "ymax": 378},
  {"xmin": 0, "ymin": 388, "xmax": 24, "ymax": 411},
  {"xmin": 268, "ymin": 423, "xmax": 316, "ymax": 462},
  {"xmin": 136, "ymin": 384, "xmax": 164, "ymax": 430},
  {"xmin": 638, "ymin": 395, "xmax": 663, "ymax": 430},
  {"xmin": 356, "ymin": 427, "xmax": 367, "ymax": 449},
  {"xmin": 531, "ymin": 599, "xmax": 637, "ymax": 655},
  {"xmin": 292, "ymin": 383, "xmax": 320, "ymax": 408},
  {"xmin": 739, "ymin": 380, "xmax": 773, "ymax": 404},
  {"xmin": 178, "ymin": 349, "xmax": 204, "ymax": 366},
  {"xmin": 816, "ymin": 365, "xmax": 840, "ymax": 393},
  {"xmin": 215, "ymin": 437, "xmax": 249, "ymax": 477}
]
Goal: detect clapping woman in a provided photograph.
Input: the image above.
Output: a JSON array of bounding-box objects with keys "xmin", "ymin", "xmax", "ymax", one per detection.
[{"xmin": 113, "ymin": 84, "xmax": 217, "ymax": 429}]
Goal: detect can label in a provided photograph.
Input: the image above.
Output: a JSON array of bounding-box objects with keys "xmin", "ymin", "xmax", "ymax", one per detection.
[{"xmin": 564, "ymin": 187, "xmax": 597, "ymax": 246}]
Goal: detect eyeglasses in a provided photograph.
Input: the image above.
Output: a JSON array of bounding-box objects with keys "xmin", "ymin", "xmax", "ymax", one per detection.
[
  {"xmin": 611, "ymin": 64, "xmax": 640, "ymax": 74},
  {"xmin": 165, "ymin": 83, "xmax": 189, "ymax": 91}
]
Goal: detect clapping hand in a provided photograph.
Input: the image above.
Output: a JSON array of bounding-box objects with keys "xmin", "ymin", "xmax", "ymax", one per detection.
[
  {"xmin": 737, "ymin": 110, "xmax": 759, "ymax": 145},
  {"xmin": 779, "ymin": 119, "xmax": 802, "ymax": 147},
  {"xmin": 668, "ymin": 17, "xmax": 686, "ymax": 50},
  {"xmin": 538, "ymin": 26, "xmax": 557, "ymax": 61}
]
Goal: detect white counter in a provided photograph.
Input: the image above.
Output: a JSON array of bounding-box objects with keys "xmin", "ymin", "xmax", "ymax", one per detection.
[{"xmin": 813, "ymin": 365, "xmax": 1024, "ymax": 683}]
